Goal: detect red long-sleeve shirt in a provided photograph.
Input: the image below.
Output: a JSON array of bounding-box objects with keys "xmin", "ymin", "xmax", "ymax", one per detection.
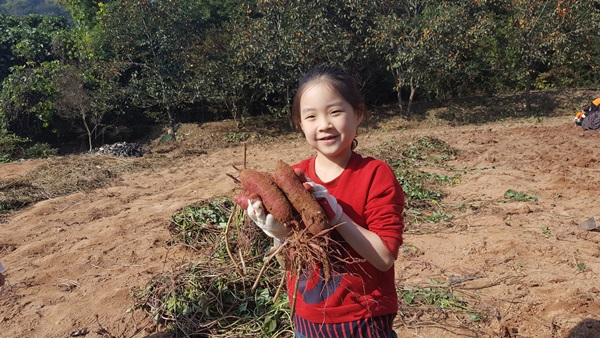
[{"xmin": 289, "ymin": 151, "xmax": 405, "ymax": 324}]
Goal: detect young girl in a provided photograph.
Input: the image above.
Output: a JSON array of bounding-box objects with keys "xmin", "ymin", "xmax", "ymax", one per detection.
[{"xmin": 247, "ymin": 65, "xmax": 405, "ymax": 337}]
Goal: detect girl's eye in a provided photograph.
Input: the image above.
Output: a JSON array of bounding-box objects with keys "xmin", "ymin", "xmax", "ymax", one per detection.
[
  {"xmin": 304, "ymin": 115, "xmax": 316, "ymax": 120},
  {"xmin": 331, "ymin": 110, "xmax": 341, "ymax": 116}
]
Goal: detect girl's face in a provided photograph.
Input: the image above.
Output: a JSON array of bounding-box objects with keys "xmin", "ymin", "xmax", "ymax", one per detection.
[{"xmin": 299, "ymin": 82, "xmax": 363, "ymax": 163}]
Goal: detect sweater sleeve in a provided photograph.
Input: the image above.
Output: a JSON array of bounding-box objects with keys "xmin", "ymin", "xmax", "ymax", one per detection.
[{"xmin": 363, "ymin": 162, "xmax": 405, "ymax": 258}]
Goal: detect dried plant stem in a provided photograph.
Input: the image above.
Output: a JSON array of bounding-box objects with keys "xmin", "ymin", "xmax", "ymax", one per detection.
[
  {"xmin": 238, "ymin": 248, "xmax": 247, "ymax": 276},
  {"xmin": 224, "ymin": 204, "xmax": 244, "ymax": 277},
  {"xmin": 251, "ymin": 242, "xmax": 287, "ymax": 291},
  {"xmin": 243, "ymin": 143, "xmax": 247, "ymax": 169},
  {"xmin": 273, "ymin": 271, "xmax": 287, "ymax": 303},
  {"xmin": 290, "ymin": 265, "xmax": 302, "ymax": 319}
]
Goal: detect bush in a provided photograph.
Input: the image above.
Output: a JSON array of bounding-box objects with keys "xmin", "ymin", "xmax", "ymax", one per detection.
[{"xmin": 0, "ymin": 132, "xmax": 57, "ymax": 162}]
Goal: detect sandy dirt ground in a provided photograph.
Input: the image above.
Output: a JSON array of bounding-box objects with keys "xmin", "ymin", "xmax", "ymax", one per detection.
[{"xmin": 1, "ymin": 98, "xmax": 600, "ymax": 338}]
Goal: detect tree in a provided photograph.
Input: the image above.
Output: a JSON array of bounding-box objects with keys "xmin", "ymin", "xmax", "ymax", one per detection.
[
  {"xmin": 0, "ymin": 61, "xmax": 62, "ymax": 140},
  {"xmin": 97, "ymin": 0, "xmax": 229, "ymax": 139},
  {"xmin": 0, "ymin": 14, "xmax": 70, "ymax": 82},
  {"xmin": 0, "ymin": 14, "xmax": 19, "ymax": 80},
  {"xmin": 495, "ymin": 0, "xmax": 600, "ymax": 109},
  {"xmin": 421, "ymin": 0, "xmax": 496, "ymax": 98},
  {"xmin": 0, "ymin": 0, "xmax": 70, "ymax": 17},
  {"xmin": 370, "ymin": 0, "xmax": 500, "ymax": 115},
  {"xmin": 0, "ymin": 14, "xmax": 76, "ymax": 143},
  {"xmin": 221, "ymin": 0, "xmax": 378, "ymax": 124},
  {"xmin": 53, "ymin": 66, "xmax": 94, "ymax": 150},
  {"xmin": 53, "ymin": 64, "xmax": 122, "ymax": 151},
  {"xmin": 369, "ymin": 0, "xmax": 431, "ymax": 115},
  {"xmin": 543, "ymin": 0, "xmax": 600, "ymax": 88}
]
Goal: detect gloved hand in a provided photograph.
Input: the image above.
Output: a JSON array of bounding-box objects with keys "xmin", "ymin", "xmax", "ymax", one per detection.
[
  {"xmin": 305, "ymin": 181, "xmax": 344, "ymax": 225},
  {"xmin": 247, "ymin": 198, "xmax": 291, "ymax": 242}
]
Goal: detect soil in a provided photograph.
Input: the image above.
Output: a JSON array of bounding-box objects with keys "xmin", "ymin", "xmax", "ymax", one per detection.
[{"xmin": 1, "ymin": 90, "xmax": 600, "ymax": 338}]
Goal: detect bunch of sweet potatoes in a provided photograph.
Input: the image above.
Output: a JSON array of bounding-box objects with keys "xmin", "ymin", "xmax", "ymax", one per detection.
[{"xmin": 235, "ymin": 160, "xmax": 329, "ymax": 236}]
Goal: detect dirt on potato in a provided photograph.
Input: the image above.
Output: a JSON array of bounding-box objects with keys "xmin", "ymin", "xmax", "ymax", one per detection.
[{"xmin": 1, "ymin": 89, "xmax": 600, "ymax": 338}]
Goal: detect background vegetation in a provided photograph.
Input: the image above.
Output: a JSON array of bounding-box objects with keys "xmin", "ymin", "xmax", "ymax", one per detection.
[{"xmin": 1, "ymin": 0, "xmax": 599, "ymax": 160}]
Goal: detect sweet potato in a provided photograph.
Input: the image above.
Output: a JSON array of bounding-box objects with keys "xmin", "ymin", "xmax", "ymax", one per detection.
[
  {"xmin": 238, "ymin": 169, "xmax": 295, "ymax": 224},
  {"xmin": 235, "ymin": 190, "xmax": 256, "ymax": 210},
  {"xmin": 273, "ymin": 160, "xmax": 329, "ymax": 236}
]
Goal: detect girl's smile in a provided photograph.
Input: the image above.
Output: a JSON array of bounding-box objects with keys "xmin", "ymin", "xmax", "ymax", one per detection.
[{"xmin": 318, "ymin": 134, "xmax": 338, "ymax": 143}]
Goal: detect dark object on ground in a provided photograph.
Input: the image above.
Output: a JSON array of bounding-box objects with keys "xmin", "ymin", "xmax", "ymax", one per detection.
[
  {"xmin": 582, "ymin": 111, "xmax": 600, "ymax": 131},
  {"xmin": 578, "ymin": 217, "xmax": 599, "ymax": 231},
  {"xmin": 96, "ymin": 142, "xmax": 148, "ymax": 157},
  {"xmin": 567, "ymin": 318, "xmax": 600, "ymax": 338}
]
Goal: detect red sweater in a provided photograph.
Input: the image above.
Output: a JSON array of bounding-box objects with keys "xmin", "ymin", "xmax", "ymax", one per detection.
[{"xmin": 288, "ymin": 152, "xmax": 405, "ymax": 324}]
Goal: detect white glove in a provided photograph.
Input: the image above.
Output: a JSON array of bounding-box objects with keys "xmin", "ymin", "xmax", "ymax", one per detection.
[
  {"xmin": 247, "ymin": 198, "xmax": 291, "ymax": 242},
  {"xmin": 305, "ymin": 181, "xmax": 344, "ymax": 225}
]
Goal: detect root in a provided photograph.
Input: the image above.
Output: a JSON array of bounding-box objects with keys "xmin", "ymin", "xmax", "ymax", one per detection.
[
  {"xmin": 273, "ymin": 271, "xmax": 287, "ymax": 303},
  {"xmin": 290, "ymin": 265, "xmax": 302, "ymax": 319},
  {"xmin": 251, "ymin": 241, "xmax": 288, "ymax": 291}
]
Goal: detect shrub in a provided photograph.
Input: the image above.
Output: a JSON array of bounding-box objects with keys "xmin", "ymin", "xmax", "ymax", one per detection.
[{"xmin": 0, "ymin": 132, "xmax": 57, "ymax": 162}]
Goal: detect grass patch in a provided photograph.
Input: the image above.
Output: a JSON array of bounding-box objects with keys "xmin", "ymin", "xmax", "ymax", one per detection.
[
  {"xmin": 169, "ymin": 197, "xmax": 236, "ymax": 252},
  {"xmin": 130, "ymin": 262, "xmax": 291, "ymax": 337},
  {"xmin": 365, "ymin": 136, "xmax": 461, "ymax": 227},
  {"xmin": 399, "ymin": 279, "xmax": 485, "ymax": 326},
  {"xmin": 0, "ymin": 180, "xmax": 45, "ymax": 212},
  {"xmin": 503, "ymin": 189, "xmax": 538, "ymax": 202},
  {"xmin": 133, "ymin": 197, "xmax": 292, "ymax": 337},
  {"xmin": 0, "ymin": 154, "xmax": 157, "ymax": 213}
]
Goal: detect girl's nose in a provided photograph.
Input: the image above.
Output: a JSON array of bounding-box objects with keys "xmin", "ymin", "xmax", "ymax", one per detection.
[{"xmin": 317, "ymin": 116, "xmax": 332, "ymax": 131}]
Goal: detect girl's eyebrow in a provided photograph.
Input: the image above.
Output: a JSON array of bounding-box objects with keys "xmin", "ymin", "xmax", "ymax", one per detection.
[
  {"xmin": 301, "ymin": 101, "xmax": 347, "ymax": 114},
  {"xmin": 326, "ymin": 100, "xmax": 346, "ymax": 108}
]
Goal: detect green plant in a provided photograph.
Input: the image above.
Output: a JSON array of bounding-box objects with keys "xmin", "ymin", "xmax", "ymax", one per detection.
[
  {"xmin": 367, "ymin": 138, "xmax": 461, "ymax": 226},
  {"xmin": 0, "ymin": 133, "xmax": 27, "ymax": 162},
  {"xmin": 402, "ymin": 136, "xmax": 459, "ymax": 163},
  {"xmin": 23, "ymin": 142, "xmax": 57, "ymax": 158},
  {"xmin": 400, "ymin": 243, "xmax": 423, "ymax": 256},
  {"xmin": 169, "ymin": 197, "xmax": 236, "ymax": 252},
  {"xmin": 0, "ymin": 132, "xmax": 57, "ymax": 162},
  {"xmin": 503, "ymin": 189, "xmax": 538, "ymax": 202},
  {"xmin": 130, "ymin": 262, "xmax": 291, "ymax": 337},
  {"xmin": 427, "ymin": 211, "xmax": 453, "ymax": 223},
  {"xmin": 541, "ymin": 226, "xmax": 553, "ymax": 237},
  {"xmin": 399, "ymin": 280, "xmax": 483, "ymax": 321},
  {"xmin": 134, "ymin": 197, "xmax": 292, "ymax": 337},
  {"xmin": 393, "ymin": 165, "xmax": 444, "ymax": 206},
  {"xmin": 224, "ymin": 132, "xmax": 250, "ymax": 143},
  {"xmin": 577, "ymin": 262, "xmax": 585, "ymax": 272}
]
